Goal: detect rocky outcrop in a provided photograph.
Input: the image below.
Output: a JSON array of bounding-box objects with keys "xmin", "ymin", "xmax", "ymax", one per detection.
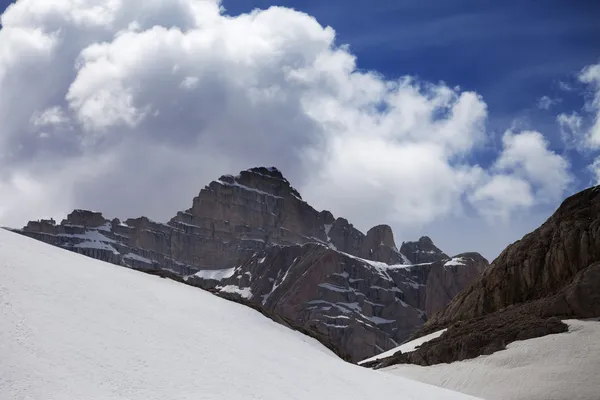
[
  {"xmin": 364, "ymin": 185, "xmax": 600, "ymax": 369},
  {"xmin": 424, "ymin": 253, "xmax": 488, "ymax": 317},
  {"xmin": 14, "ymin": 166, "xmax": 487, "ymax": 362},
  {"xmin": 423, "ymin": 185, "xmax": 600, "ymax": 332},
  {"xmin": 400, "ymin": 236, "xmax": 448, "ymax": 264},
  {"xmin": 362, "ymin": 309, "xmax": 568, "ymax": 369}
]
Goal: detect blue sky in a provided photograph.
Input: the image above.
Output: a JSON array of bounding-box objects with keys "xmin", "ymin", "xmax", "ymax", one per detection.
[{"xmin": 0, "ymin": 0, "xmax": 599, "ymax": 258}]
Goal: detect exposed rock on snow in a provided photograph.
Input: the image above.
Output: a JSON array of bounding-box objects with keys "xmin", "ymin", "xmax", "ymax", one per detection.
[
  {"xmin": 361, "ymin": 304, "xmax": 568, "ymax": 368},
  {"xmin": 359, "ymin": 328, "xmax": 448, "ymax": 366}
]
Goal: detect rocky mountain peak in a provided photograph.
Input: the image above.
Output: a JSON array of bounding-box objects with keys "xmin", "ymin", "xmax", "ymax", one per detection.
[
  {"xmin": 63, "ymin": 209, "xmax": 107, "ymax": 228},
  {"xmin": 216, "ymin": 166, "xmax": 303, "ymax": 201},
  {"xmin": 365, "ymin": 224, "xmax": 396, "ymax": 248},
  {"xmin": 400, "ymin": 236, "xmax": 448, "ymax": 264},
  {"xmin": 13, "ymin": 165, "xmax": 487, "ymax": 362}
]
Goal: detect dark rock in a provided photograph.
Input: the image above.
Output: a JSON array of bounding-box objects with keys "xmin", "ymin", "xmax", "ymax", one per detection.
[
  {"xmin": 367, "ymin": 305, "xmax": 568, "ymax": 368},
  {"xmin": 422, "ymin": 185, "xmax": 600, "ymax": 334},
  {"xmin": 400, "ymin": 236, "xmax": 449, "ymax": 264}
]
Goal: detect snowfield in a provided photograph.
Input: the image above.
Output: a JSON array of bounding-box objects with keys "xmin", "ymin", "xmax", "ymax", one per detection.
[
  {"xmin": 0, "ymin": 229, "xmax": 479, "ymax": 400},
  {"xmin": 385, "ymin": 319, "xmax": 600, "ymax": 400}
]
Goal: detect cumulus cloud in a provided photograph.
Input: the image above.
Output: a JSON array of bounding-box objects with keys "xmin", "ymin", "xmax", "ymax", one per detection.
[
  {"xmin": 0, "ymin": 0, "xmax": 576, "ymax": 258},
  {"xmin": 579, "ymin": 62, "xmax": 600, "ymax": 148},
  {"xmin": 494, "ymin": 130, "xmax": 571, "ymax": 199},
  {"xmin": 467, "ymin": 130, "xmax": 570, "ymax": 222}
]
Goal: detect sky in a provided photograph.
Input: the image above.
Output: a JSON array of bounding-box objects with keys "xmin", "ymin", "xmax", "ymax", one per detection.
[{"xmin": 0, "ymin": 0, "xmax": 599, "ymax": 260}]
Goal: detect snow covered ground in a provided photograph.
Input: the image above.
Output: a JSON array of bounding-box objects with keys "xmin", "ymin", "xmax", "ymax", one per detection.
[
  {"xmin": 385, "ymin": 319, "xmax": 600, "ymax": 400},
  {"xmin": 0, "ymin": 229, "xmax": 479, "ymax": 400},
  {"xmin": 359, "ymin": 328, "xmax": 448, "ymax": 365}
]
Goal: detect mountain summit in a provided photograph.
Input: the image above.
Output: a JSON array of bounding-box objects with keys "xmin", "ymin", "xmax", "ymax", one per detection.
[{"xmin": 14, "ymin": 166, "xmax": 487, "ymax": 361}]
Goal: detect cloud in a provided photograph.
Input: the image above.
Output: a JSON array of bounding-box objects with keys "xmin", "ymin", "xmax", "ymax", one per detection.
[
  {"xmin": 589, "ymin": 157, "xmax": 600, "ymax": 185},
  {"xmin": 558, "ymin": 80, "xmax": 574, "ymax": 92},
  {"xmin": 579, "ymin": 62, "xmax": 600, "ymax": 148},
  {"xmin": 493, "ymin": 130, "xmax": 571, "ymax": 199},
  {"xmin": 557, "ymin": 112, "xmax": 583, "ymax": 147},
  {"xmin": 0, "ymin": 0, "xmax": 576, "ymax": 259},
  {"xmin": 469, "ymin": 174, "xmax": 534, "ymax": 221},
  {"xmin": 538, "ymin": 95, "xmax": 559, "ymax": 110}
]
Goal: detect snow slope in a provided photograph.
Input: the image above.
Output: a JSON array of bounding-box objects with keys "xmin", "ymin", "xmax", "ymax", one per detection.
[
  {"xmin": 359, "ymin": 328, "xmax": 448, "ymax": 365},
  {"xmin": 0, "ymin": 229, "xmax": 479, "ymax": 400},
  {"xmin": 385, "ymin": 319, "xmax": 600, "ymax": 400}
]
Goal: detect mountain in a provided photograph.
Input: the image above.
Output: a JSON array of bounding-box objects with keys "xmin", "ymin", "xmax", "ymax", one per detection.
[
  {"xmin": 13, "ymin": 166, "xmax": 487, "ymax": 362},
  {"xmin": 363, "ymin": 185, "xmax": 600, "ymax": 368},
  {"xmin": 0, "ymin": 228, "xmax": 482, "ymax": 400},
  {"xmin": 425, "ymin": 185, "xmax": 600, "ymax": 327}
]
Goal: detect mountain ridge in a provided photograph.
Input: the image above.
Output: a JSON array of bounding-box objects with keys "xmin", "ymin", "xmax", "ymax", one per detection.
[{"xmin": 12, "ymin": 165, "xmax": 487, "ymax": 362}]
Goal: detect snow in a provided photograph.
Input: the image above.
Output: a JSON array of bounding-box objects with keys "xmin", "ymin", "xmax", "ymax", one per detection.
[
  {"xmin": 218, "ymin": 285, "xmax": 253, "ymax": 299},
  {"xmin": 318, "ymin": 282, "xmax": 351, "ymax": 293},
  {"xmin": 96, "ymin": 222, "xmax": 112, "ymax": 232},
  {"xmin": 332, "ymin": 271, "xmax": 349, "ymax": 279},
  {"xmin": 323, "ymin": 224, "xmax": 338, "ymax": 250},
  {"xmin": 384, "ymin": 319, "xmax": 600, "ymax": 400},
  {"xmin": 364, "ymin": 316, "xmax": 396, "ymax": 325},
  {"xmin": 0, "ymin": 229, "xmax": 479, "ymax": 400},
  {"xmin": 73, "ymin": 240, "xmax": 119, "ymax": 254},
  {"xmin": 370, "ymin": 285, "xmax": 403, "ymax": 293},
  {"xmin": 58, "ymin": 229, "xmax": 116, "ymax": 243},
  {"xmin": 124, "ymin": 252, "xmax": 153, "ymax": 264},
  {"xmin": 444, "ymin": 257, "xmax": 466, "ymax": 267},
  {"xmin": 338, "ymin": 251, "xmax": 417, "ymax": 282},
  {"xmin": 218, "ymin": 180, "xmax": 284, "ymax": 199},
  {"xmin": 360, "ymin": 329, "xmax": 448, "ymax": 365},
  {"xmin": 194, "ymin": 267, "xmax": 235, "ymax": 281}
]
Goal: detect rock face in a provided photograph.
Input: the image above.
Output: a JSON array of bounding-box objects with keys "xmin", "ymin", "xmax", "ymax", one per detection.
[
  {"xmin": 364, "ymin": 185, "xmax": 600, "ymax": 369},
  {"xmin": 400, "ymin": 236, "xmax": 448, "ymax": 264},
  {"xmin": 362, "ymin": 311, "xmax": 568, "ymax": 369},
  {"xmin": 14, "ymin": 166, "xmax": 487, "ymax": 362},
  {"xmin": 424, "ymin": 185, "xmax": 600, "ymax": 331}
]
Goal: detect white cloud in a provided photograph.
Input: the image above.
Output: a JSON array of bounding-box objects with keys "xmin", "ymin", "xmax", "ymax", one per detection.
[
  {"xmin": 31, "ymin": 106, "xmax": 68, "ymax": 127},
  {"xmin": 557, "ymin": 112, "xmax": 583, "ymax": 147},
  {"xmin": 494, "ymin": 130, "xmax": 571, "ymax": 200},
  {"xmin": 538, "ymin": 95, "xmax": 559, "ymax": 110},
  {"xmin": 589, "ymin": 157, "xmax": 600, "ymax": 186},
  {"xmin": 0, "ymin": 0, "xmax": 576, "ymax": 259},
  {"xmin": 558, "ymin": 80, "xmax": 574, "ymax": 92},
  {"xmin": 579, "ymin": 62, "xmax": 600, "ymax": 148},
  {"xmin": 469, "ymin": 174, "xmax": 534, "ymax": 221}
]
